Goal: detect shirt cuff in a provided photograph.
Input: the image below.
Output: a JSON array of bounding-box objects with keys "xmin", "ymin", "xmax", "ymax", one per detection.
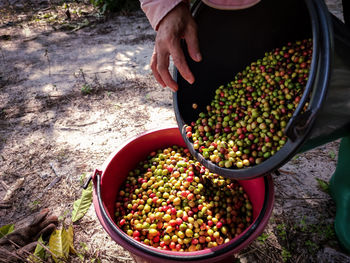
[
  {"xmin": 202, "ymin": 0, "xmax": 260, "ymax": 10},
  {"xmin": 140, "ymin": 0, "xmax": 190, "ymax": 30}
]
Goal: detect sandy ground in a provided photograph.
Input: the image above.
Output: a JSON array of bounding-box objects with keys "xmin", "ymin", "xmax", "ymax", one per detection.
[{"xmin": 1, "ymin": 0, "xmax": 350, "ymax": 262}]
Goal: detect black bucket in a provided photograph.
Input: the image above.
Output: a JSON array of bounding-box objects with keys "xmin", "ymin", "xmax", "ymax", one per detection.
[{"xmin": 173, "ymin": 0, "xmax": 350, "ymax": 180}]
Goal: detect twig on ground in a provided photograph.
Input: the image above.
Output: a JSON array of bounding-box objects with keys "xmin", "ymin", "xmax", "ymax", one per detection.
[
  {"xmin": 23, "ymin": 36, "xmax": 38, "ymax": 42},
  {"xmin": 237, "ymin": 246, "xmax": 258, "ymax": 258},
  {"xmin": 2, "ymin": 178, "xmax": 24, "ymax": 202},
  {"xmin": 73, "ymin": 121, "xmax": 97, "ymax": 127},
  {"xmin": 0, "ymin": 180, "xmax": 9, "ymax": 190},
  {"xmin": 0, "ymin": 46, "xmax": 5, "ymax": 64},
  {"xmin": 46, "ymin": 177, "xmax": 62, "ymax": 190},
  {"xmin": 0, "ymin": 247, "xmax": 24, "ymax": 262},
  {"xmin": 44, "ymin": 49, "xmax": 51, "ymax": 77},
  {"xmin": 295, "ymin": 252, "xmax": 306, "ymax": 263},
  {"xmin": 37, "ymin": 241, "xmax": 58, "ymax": 260},
  {"xmin": 278, "ymin": 169, "xmax": 296, "ymax": 175},
  {"xmin": 46, "ymin": 163, "xmax": 62, "ymax": 190},
  {"xmin": 0, "ymin": 203, "xmax": 12, "ymax": 209},
  {"xmin": 49, "ymin": 163, "xmax": 59, "ymax": 177},
  {"xmin": 17, "ymin": 243, "xmax": 42, "ymax": 263},
  {"xmin": 249, "ymin": 244, "xmax": 275, "ymax": 261}
]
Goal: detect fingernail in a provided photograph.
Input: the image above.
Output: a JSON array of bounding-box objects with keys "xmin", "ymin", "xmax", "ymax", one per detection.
[{"xmin": 196, "ymin": 53, "xmax": 202, "ymax": 61}]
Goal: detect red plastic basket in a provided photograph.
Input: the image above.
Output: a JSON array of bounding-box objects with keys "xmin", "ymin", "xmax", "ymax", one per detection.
[{"xmin": 91, "ymin": 127, "xmax": 274, "ymax": 263}]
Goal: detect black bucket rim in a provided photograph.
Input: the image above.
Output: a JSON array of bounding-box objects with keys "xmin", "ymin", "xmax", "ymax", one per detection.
[{"xmin": 173, "ymin": 0, "xmax": 333, "ymax": 180}]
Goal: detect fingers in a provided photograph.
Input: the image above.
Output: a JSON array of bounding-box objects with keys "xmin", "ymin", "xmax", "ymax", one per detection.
[
  {"xmin": 35, "ymin": 223, "xmax": 57, "ymax": 241},
  {"xmin": 1, "ymin": 210, "xmax": 59, "ymax": 247},
  {"xmin": 150, "ymin": 50, "xmax": 166, "ymax": 88},
  {"xmin": 156, "ymin": 47, "xmax": 179, "ymax": 92},
  {"xmin": 169, "ymin": 39, "xmax": 195, "ymax": 86},
  {"xmin": 184, "ymin": 23, "xmax": 202, "ymax": 63},
  {"xmin": 151, "ymin": 45, "xmax": 179, "ymax": 92},
  {"xmin": 150, "ymin": 3, "xmax": 201, "ymax": 91},
  {"xmin": 152, "ymin": 39, "xmax": 196, "ymax": 92},
  {"xmin": 38, "ymin": 215, "xmax": 58, "ymax": 230},
  {"xmin": 30, "ymin": 209, "xmax": 50, "ymax": 226}
]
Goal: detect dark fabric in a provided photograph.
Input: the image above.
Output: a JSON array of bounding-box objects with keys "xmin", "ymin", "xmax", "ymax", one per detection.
[{"xmin": 343, "ymin": 0, "xmax": 350, "ymax": 27}]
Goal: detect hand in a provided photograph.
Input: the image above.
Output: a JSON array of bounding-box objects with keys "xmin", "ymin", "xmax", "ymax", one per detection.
[
  {"xmin": 0, "ymin": 208, "xmax": 58, "ymax": 262},
  {"xmin": 151, "ymin": 2, "xmax": 202, "ymax": 92}
]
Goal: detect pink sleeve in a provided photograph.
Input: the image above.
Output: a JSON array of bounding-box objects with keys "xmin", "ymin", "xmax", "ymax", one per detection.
[
  {"xmin": 140, "ymin": 0, "xmax": 261, "ymax": 30},
  {"xmin": 202, "ymin": 0, "xmax": 260, "ymax": 10},
  {"xmin": 140, "ymin": 0, "xmax": 190, "ymax": 30}
]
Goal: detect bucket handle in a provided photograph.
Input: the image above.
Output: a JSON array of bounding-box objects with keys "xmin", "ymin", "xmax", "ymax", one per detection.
[{"xmin": 83, "ymin": 174, "xmax": 93, "ymax": 189}]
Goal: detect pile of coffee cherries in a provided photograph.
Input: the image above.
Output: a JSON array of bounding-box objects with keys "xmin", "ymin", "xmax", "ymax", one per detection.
[
  {"xmin": 115, "ymin": 146, "xmax": 253, "ymax": 252},
  {"xmin": 186, "ymin": 39, "xmax": 313, "ymax": 169}
]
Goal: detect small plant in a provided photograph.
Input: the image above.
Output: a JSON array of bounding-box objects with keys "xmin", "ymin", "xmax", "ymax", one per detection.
[
  {"xmin": 30, "ymin": 200, "xmax": 41, "ymax": 211},
  {"xmin": 322, "ymin": 224, "xmax": 336, "ymax": 240},
  {"xmin": 0, "ymin": 108, "xmax": 6, "ymax": 116},
  {"xmin": 28, "ymin": 236, "xmax": 46, "ymax": 262},
  {"xmin": 299, "ymin": 216, "xmax": 308, "ymax": 232},
  {"xmin": 281, "ymin": 247, "xmax": 292, "ymax": 262},
  {"xmin": 276, "ymin": 223, "xmax": 287, "ymax": 240},
  {"xmin": 292, "ymin": 154, "xmax": 300, "ymax": 161},
  {"xmin": 328, "ymin": 150, "xmax": 336, "ymax": 159},
  {"xmin": 76, "ymin": 242, "xmax": 102, "ymax": 262},
  {"xmin": 305, "ymin": 240, "xmax": 319, "ymax": 254},
  {"xmin": 81, "ymin": 84, "xmax": 92, "ymax": 95},
  {"xmin": 315, "ymin": 178, "xmax": 330, "ymax": 194},
  {"xmin": 79, "ymin": 173, "xmax": 87, "ymax": 186},
  {"xmin": 312, "ymin": 222, "xmax": 336, "ymax": 240},
  {"xmin": 57, "ymin": 209, "xmax": 70, "ymax": 222},
  {"xmin": 90, "ymin": 0, "xmax": 140, "ymax": 14},
  {"xmin": 257, "ymin": 232, "xmax": 270, "ymax": 244}
]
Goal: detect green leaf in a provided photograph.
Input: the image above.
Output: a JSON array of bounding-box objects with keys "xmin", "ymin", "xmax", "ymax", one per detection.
[
  {"xmin": 328, "ymin": 150, "xmax": 336, "ymax": 159},
  {"xmin": 71, "ymin": 182, "xmax": 93, "ymax": 223},
  {"xmin": 77, "ymin": 252, "xmax": 85, "ymax": 261},
  {"xmin": 257, "ymin": 232, "xmax": 270, "ymax": 243},
  {"xmin": 67, "ymin": 225, "xmax": 76, "ymax": 254},
  {"xmin": 49, "ymin": 228, "xmax": 70, "ymax": 262},
  {"xmin": 101, "ymin": 3, "xmax": 107, "ymax": 14},
  {"xmin": 28, "ymin": 236, "xmax": 46, "ymax": 262},
  {"xmin": 80, "ymin": 242, "xmax": 88, "ymax": 252},
  {"xmin": 79, "ymin": 173, "xmax": 87, "ymax": 186},
  {"xmin": 315, "ymin": 178, "xmax": 329, "ymax": 194},
  {"xmin": 0, "ymin": 224, "xmax": 14, "ymax": 238}
]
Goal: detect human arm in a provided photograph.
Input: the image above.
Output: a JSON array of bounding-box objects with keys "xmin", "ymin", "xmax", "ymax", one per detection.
[
  {"xmin": 140, "ymin": 0, "xmax": 201, "ymax": 92},
  {"xmin": 140, "ymin": 0, "xmax": 260, "ymax": 91},
  {"xmin": 151, "ymin": 2, "xmax": 201, "ymax": 91}
]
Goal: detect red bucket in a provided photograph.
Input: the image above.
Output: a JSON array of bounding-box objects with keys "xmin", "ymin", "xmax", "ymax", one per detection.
[{"xmin": 91, "ymin": 127, "xmax": 274, "ymax": 263}]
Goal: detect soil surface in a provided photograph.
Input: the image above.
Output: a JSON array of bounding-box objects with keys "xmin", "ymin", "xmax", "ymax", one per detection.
[{"xmin": 1, "ymin": 0, "xmax": 350, "ymax": 262}]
